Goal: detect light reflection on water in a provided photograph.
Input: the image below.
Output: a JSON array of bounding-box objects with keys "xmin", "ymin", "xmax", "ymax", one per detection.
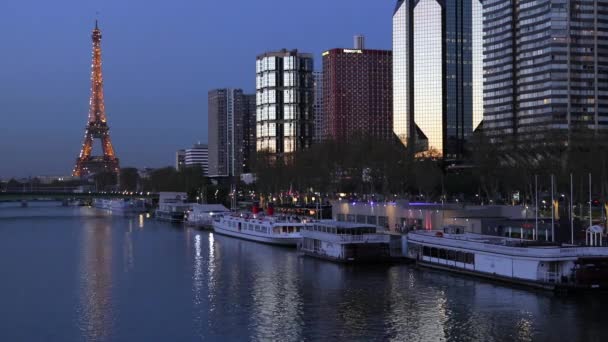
[{"xmin": 0, "ymin": 206, "xmax": 607, "ymax": 341}]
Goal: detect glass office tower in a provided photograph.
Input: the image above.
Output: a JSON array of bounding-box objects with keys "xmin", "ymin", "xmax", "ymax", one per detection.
[
  {"xmin": 484, "ymin": 0, "xmax": 608, "ymax": 145},
  {"xmin": 256, "ymin": 50, "xmax": 314, "ymax": 157},
  {"xmin": 393, "ymin": 0, "xmax": 483, "ymax": 159}
]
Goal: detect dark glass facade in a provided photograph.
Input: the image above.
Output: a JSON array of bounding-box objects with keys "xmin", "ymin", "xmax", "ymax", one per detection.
[
  {"xmin": 483, "ymin": 0, "xmax": 608, "ymax": 145},
  {"xmin": 208, "ymin": 89, "xmax": 255, "ymax": 177}
]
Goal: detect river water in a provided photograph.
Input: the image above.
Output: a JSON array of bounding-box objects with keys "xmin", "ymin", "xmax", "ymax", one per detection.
[{"xmin": 0, "ymin": 203, "xmax": 607, "ymax": 342}]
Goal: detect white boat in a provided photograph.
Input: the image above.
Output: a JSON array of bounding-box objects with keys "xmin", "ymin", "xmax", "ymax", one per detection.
[
  {"xmin": 155, "ymin": 192, "xmax": 191, "ymax": 223},
  {"xmin": 405, "ymin": 226, "xmax": 608, "ymax": 291},
  {"xmin": 212, "ymin": 213, "xmax": 309, "ymax": 246},
  {"xmin": 93, "ymin": 198, "xmax": 147, "ymax": 214},
  {"xmin": 185, "ymin": 204, "xmax": 230, "ymax": 229},
  {"xmin": 300, "ymin": 221, "xmax": 402, "ymax": 263}
]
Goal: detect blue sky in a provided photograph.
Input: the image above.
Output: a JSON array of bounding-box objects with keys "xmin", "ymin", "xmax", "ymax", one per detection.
[{"xmin": 0, "ymin": 0, "xmax": 393, "ymax": 178}]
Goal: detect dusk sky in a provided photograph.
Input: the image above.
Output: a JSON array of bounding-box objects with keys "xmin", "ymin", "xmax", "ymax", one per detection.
[{"xmin": 0, "ymin": 0, "xmax": 393, "ymax": 178}]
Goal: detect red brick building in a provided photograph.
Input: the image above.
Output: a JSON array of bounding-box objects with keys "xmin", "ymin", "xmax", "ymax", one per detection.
[{"xmin": 322, "ymin": 48, "xmax": 392, "ymax": 142}]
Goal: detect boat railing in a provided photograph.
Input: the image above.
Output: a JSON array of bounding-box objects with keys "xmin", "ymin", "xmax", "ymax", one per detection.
[
  {"xmin": 409, "ymin": 232, "xmax": 608, "ymax": 258},
  {"xmin": 303, "ymin": 231, "xmax": 390, "ymax": 243}
]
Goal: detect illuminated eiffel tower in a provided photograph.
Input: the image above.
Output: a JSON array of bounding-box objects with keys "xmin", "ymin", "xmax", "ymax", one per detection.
[{"xmin": 73, "ymin": 21, "xmax": 120, "ymax": 177}]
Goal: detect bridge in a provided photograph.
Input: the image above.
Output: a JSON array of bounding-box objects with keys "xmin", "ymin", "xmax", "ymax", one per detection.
[{"xmin": 0, "ymin": 191, "xmax": 158, "ymax": 202}]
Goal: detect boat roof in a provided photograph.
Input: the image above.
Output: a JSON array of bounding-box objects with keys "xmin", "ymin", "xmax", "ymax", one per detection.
[
  {"xmin": 316, "ymin": 221, "xmax": 377, "ymax": 229},
  {"xmin": 409, "ymin": 230, "xmax": 548, "ymax": 247},
  {"xmin": 191, "ymin": 204, "xmax": 229, "ymax": 212}
]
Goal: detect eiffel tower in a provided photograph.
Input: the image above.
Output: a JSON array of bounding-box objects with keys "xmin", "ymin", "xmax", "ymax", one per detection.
[{"xmin": 73, "ymin": 21, "xmax": 120, "ymax": 177}]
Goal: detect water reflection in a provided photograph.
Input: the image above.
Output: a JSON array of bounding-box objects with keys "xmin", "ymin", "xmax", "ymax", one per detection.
[
  {"xmin": 2, "ymin": 208, "xmax": 608, "ymax": 341},
  {"xmin": 78, "ymin": 215, "xmax": 114, "ymax": 341}
]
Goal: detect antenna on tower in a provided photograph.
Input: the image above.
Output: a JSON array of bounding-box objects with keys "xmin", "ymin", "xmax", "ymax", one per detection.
[{"xmin": 95, "ymin": 11, "xmax": 100, "ymax": 29}]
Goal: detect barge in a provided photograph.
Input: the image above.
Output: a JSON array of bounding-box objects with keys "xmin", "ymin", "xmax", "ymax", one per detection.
[
  {"xmin": 406, "ymin": 227, "xmax": 608, "ymax": 291},
  {"xmin": 300, "ymin": 221, "xmax": 402, "ymax": 263}
]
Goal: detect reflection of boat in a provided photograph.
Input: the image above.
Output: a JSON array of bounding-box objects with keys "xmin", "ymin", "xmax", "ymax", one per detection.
[
  {"xmin": 300, "ymin": 221, "xmax": 402, "ymax": 263},
  {"xmin": 155, "ymin": 192, "xmax": 191, "ymax": 223},
  {"xmin": 212, "ymin": 213, "xmax": 308, "ymax": 246},
  {"xmin": 406, "ymin": 226, "xmax": 608, "ymax": 291},
  {"xmin": 93, "ymin": 199, "xmax": 147, "ymax": 214},
  {"xmin": 186, "ymin": 204, "xmax": 230, "ymax": 229}
]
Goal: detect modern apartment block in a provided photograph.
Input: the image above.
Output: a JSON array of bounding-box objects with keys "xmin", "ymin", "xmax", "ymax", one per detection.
[
  {"xmin": 184, "ymin": 143, "xmax": 209, "ymax": 175},
  {"xmin": 256, "ymin": 49, "xmax": 314, "ymax": 157},
  {"xmin": 483, "ymin": 0, "xmax": 608, "ymax": 146},
  {"xmin": 322, "ymin": 44, "xmax": 393, "ymax": 142},
  {"xmin": 208, "ymin": 89, "xmax": 256, "ymax": 177},
  {"xmin": 393, "ymin": 0, "xmax": 483, "ymax": 159}
]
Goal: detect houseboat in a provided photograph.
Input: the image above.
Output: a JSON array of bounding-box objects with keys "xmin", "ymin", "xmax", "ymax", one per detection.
[
  {"xmin": 212, "ymin": 212, "xmax": 309, "ymax": 246},
  {"xmin": 300, "ymin": 221, "xmax": 402, "ymax": 263},
  {"xmin": 405, "ymin": 226, "xmax": 608, "ymax": 291},
  {"xmin": 155, "ymin": 192, "xmax": 191, "ymax": 223},
  {"xmin": 93, "ymin": 198, "xmax": 147, "ymax": 215},
  {"xmin": 185, "ymin": 204, "xmax": 230, "ymax": 229}
]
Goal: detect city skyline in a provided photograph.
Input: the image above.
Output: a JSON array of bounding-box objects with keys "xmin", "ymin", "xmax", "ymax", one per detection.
[{"xmin": 0, "ymin": 0, "xmax": 393, "ymax": 178}]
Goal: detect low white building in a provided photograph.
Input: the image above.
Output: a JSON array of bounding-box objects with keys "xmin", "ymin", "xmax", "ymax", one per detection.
[{"xmin": 332, "ymin": 200, "xmax": 545, "ymax": 238}]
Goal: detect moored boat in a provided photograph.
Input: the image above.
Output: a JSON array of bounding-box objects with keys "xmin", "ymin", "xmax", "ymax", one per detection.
[
  {"xmin": 299, "ymin": 221, "xmax": 402, "ymax": 263},
  {"xmin": 185, "ymin": 204, "xmax": 230, "ymax": 229},
  {"xmin": 212, "ymin": 212, "xmax": 309, "ymax": 246},
  {"xmin": 155, "ymin": 192, "xmax": 191, "ymax": 223},
  {"xmin": 405, "ymin": 226, "xmax": 608, "ymax": 291},
  {"xmin": 93, "ymin": 198, "xmax": 147, "ymax": 214}
]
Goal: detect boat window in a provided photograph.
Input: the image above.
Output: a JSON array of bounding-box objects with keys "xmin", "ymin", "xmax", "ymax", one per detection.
[
  {"xmin": 447, "ymin": 250, "xmax": 456, "ymax": 261},
  {"xmin": 439, "ymin": 249, "xmax": 447, "ymax": 260},
  {"xmin": 295, "ymin": 227, "xmax": 300, "ymax": 233},
  {"xmin": 466, "ymin": 253, "xmax": 475, "ymax": 265},
  {"xmin": 431, "ymin": 248, "xmax": 438, "ymax": 258},
  {"xmin": 456, "ymin": 251, "xmax": 464, "ymax": 263},
  {"xmin": 423, "ymin": 246, "xmax": 431, "ymax": 257}
]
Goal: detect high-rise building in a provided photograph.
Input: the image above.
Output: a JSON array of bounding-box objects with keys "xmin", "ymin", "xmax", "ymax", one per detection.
[
  {"xmin": 354, "ymin": 34, "xmax": 366, "ymax": 50},
  {"xmin": 322, "ymin": 46, "xmax": 392, "ymax": 142},
  {"xmin": 256, "ymin": 49, "xmax": 314, "ymax": 157},
  {"xmin": 313, "ymin": 71, "xmax": 324, "ymax": 143},
  {"xmin": 175, "ymin": 149, "xmax": 185, "ymax": 171},
  {"xmin": 392, "ymin": 0, "xmax": 483, "ymax": 159},
  {"xmin": 483, "ymin": 0, "xmax": 608, "ymax": 145},
  {"xmin": 208, "ymin": 89, "xmax": 256, "ymax": 177},
  {"xmin": 242, "ymin": 94, "xmax": 257, "ymax": 173},
  {"xmin": 185, "ymin": 143, "xmax": 209, "ymax": 175}
]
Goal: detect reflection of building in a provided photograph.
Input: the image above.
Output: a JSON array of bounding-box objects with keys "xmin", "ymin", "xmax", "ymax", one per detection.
[
  {"xmin": 322, "ymin": 41, "xmax": 392, "ymax": 142},
  {"xmin": 392, "ymin": 0, "xmax": 483, "ymax": 159},
  {"xmin": 208, "ymin": 89, "xmax": 256, "ymax": 177},
  {"xmin": 185, "ymin": 143, "xmax": 209, "ymax": 175},
  {"xmin": 483, "ymin": 0, "xmax": 608, "ymax": 145},
  {"xmin": 256, "ymin": 49, "xmax": 314, "ymax": 157}
]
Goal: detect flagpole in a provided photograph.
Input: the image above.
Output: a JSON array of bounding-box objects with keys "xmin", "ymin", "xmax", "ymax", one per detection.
[
  {"xmin": 570, "ymin": 173, "xmax": 574, "ymax": 245},
  {"xmin": 551, "ymin": 174, "xmax": 555, "ymax": 243},
  {"xmin": 589, "ymin": 173, "xmax": 593, "ymax": 230},
  {"xmin": 535, "ymin": 175, "xmax": 539, "ymax": 241}
]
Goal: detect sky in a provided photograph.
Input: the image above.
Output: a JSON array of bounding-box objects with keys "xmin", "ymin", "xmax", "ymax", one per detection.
[{"xmin": 0, "ymin": 0, "xmax": 393, "ymax": 178}]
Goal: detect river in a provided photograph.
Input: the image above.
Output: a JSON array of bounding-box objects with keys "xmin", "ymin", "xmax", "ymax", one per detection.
[{"xmin": 0, "ymin": 203, "xmax": 607, "ymax": 341}]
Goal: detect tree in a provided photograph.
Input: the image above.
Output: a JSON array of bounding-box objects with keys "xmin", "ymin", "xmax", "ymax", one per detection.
[{"xmin": 119, "ymin": 168, "xmax": 140, "ymax": 191}]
